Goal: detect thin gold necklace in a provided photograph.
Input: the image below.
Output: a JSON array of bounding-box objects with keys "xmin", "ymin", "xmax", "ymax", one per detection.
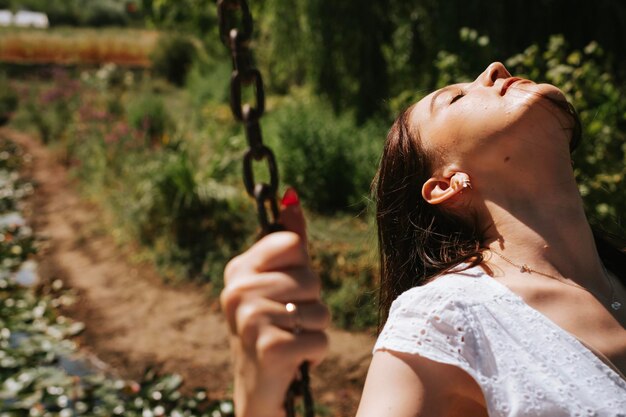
[{"xmin": 490, "ymin": 250, "xmax": 622, "ymax": 311}]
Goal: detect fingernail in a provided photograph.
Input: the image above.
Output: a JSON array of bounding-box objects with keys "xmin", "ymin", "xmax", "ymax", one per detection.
[{"xmin": 281, "ymin": 187, "xmax": 299, "ymax": 207}]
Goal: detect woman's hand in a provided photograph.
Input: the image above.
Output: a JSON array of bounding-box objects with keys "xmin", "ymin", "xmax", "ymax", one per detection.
[{"xmin": 221, "ymin": 190, "xmax": 330, "ymax": 417}]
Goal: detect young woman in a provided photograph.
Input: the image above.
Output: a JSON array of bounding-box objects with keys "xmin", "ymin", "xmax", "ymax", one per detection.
[{"xmin": 220, "ymin": 62, "xmax": 626, "ymax": 417}]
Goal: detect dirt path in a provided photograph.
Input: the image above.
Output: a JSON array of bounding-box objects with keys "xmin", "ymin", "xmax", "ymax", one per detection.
[{"xmin": 5, "ymin": 128, "xmax": 374, "ymax": 416}]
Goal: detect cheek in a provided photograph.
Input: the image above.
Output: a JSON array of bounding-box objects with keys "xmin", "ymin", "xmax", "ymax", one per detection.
[
  {"xmin": 420, "ymin": 100, "xmax": 514, "ymax": 156},
  {"xmin": 453, "ymin": 104, "xmax": 508, "ymax": 146}
]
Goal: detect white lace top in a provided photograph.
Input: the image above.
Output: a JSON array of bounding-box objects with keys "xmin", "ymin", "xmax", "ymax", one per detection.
[{"xmin": 374, "ymin": 266, "xmax": 626, "ymax": 417}]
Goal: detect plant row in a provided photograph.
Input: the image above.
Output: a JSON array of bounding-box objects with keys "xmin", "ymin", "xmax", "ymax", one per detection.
[
  {"xmin": 0, "ymin": 28, "xmax": 157, "ymax": 68},
  {"xmin": 0, "ymin": 136, "xmax": 235, "ymax": 417}
]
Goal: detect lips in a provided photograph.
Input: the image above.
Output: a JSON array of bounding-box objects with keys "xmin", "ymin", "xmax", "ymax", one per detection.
[{"xmin": 500, "ymin": 77, "xmax": 525, "ymax": 95}]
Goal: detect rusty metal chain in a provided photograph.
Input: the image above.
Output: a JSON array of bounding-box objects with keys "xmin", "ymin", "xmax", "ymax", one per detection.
[{"xmin": 216, "ymin": 1, "xmax": 314, "ymax": 416}]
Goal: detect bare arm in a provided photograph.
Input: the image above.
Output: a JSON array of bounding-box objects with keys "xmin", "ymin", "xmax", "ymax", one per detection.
[{"xmin": 356, "ymin": 350, "xmax": 485, "ymax": 417}]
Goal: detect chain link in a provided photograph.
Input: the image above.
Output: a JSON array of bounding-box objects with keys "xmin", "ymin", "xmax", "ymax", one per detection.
[
  {"xmin": 230, "ymin": 68, "xmax": 265, "ymax": 122},
  {"xmin": 216, "ymin": 1, "xmax": 314, "ymax": 416},
  {"xmin": 217, "ymin": 0, "xmax": 276, "ymax": 232}
]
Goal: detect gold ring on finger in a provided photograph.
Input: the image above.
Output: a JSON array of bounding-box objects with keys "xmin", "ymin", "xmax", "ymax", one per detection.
[{"xmin": 285, "ymin": 302, "xmax": 302, "ymax": 334}]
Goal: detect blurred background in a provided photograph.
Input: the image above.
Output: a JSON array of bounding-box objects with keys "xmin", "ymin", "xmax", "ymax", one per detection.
[{"xmin": 0, "ymin": 0, "xmax": 624, "ymax": 415}]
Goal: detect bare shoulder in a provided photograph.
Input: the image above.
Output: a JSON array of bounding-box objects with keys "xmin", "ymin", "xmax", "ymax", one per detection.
[{"xmin": 356, "ymin": 350, "xmax": 487, "ymax": 417}]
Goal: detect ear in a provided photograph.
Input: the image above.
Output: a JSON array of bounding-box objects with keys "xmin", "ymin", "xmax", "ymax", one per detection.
[{"xmin": 421, "ymin": 172, "xmax": 471, "ymax": 205}]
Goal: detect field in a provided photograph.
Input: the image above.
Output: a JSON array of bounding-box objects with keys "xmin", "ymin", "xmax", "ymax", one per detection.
[{"xmin": 0, "ymin": 27, "xmax": 158, "ymax": 67}]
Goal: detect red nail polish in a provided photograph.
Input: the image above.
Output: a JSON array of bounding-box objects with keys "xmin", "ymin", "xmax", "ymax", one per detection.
[{"xmin": 281, "ymin": 187, "xmax": 299, "ymax": 207}]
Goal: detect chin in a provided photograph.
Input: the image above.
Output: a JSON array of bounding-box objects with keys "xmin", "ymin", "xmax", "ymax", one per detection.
[
  {"xmin": 506, "ymin": 85, "xmax": 577, "ymax": 134},
  {"xmin": 535, "ymin": 83, "xmax": 568, "ymax": 103},
  {"xmin": 523, "ymin": 84, "xmax": 580, "ymax": 147}
]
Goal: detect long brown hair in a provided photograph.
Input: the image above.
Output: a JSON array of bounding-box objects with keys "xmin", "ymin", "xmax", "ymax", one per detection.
[
  {"xmin": 373, "ymin": 106, "xmax": 483, "ymax": 328},
  {"xmin": 372, "ymin": 95, "xmax": 626, "ymax": 331}
]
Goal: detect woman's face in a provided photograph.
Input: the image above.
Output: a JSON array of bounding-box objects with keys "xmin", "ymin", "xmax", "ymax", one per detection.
[{"xmin": 409, "ymin": 62, "xmax": 572, "ymax": 172}]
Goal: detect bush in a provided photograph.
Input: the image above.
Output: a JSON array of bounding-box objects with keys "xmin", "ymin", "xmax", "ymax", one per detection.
[
  {"xmin": 43, "ymin": 0, "xmax": 82, "ymax": 26},
  {"xmin": 157, "ymin": 151, "xmax": 253, "ymax": 283},
  {"xmin": 0, "ymin": 74, "xmax": 18, "ymax": 125},
  {"xmin": 82, "ymin": 0, "xmax": 129, "ymax": 27},
  {"xmin": 23, "ymin": 69, "xmax": 80, "ymax": 144},
  {"xmin": 311, "ymin": 235, "xmax": 379, "ymax": 330},
  {"xmin": 325, "ymin": 278, "xmax": 378, "ymax": 330},
  {"xmin": 185, "ymin": 58, "xmax": 231, "ymax": 106},
  {"xmin": 126, "ymin": 93, "xmax": 172, "ymax": 147},
  {"xmin": 267, "ymin": 97, "xmax": 384, "ymax": 213},
  {"xmin": 113, "ymin": 149, "xmax": 254, "ymax": 285},
  {"xmin": 151, "ymin": 34, "xmax": 197, "ymax": 86}
]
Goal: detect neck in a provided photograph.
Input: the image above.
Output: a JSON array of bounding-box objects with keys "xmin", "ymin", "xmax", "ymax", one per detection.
[{"xmin": 475, "ymin": 168, "xmax": 605, "ymax": 289}]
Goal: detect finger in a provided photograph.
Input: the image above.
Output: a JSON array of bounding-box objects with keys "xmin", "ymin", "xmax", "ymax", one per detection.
[
  {"xmin": 240, "ymin": 328, "xmax": 329, "ymax": 415},
  {"xmin": 221, "ymin": 265, "xmax": 321, "ymax": 335},
  {"xmin": 224, "ymin": 189, "xmax": 308, "ymax": 277},
  {"xmin": 273, "ymin": 300, "xmax": 331, "ymax": 333},
  {"xmin": 228, "ymin": 267, "xmax": 320, "ymax": 302},
  {"xmin": 244, "ymin": 231, "xmax": 309, "ymax": 272},
  {"xmin": 257, "ymin": 326, "xmax": 329, "ymax": 369},
  {"xmin": 236, "ymin": 299, "xmax": 330, "ymax": 342},
  {"xmin": 279, "ymin": 187, "xmax": 307, "ymax": 244}
]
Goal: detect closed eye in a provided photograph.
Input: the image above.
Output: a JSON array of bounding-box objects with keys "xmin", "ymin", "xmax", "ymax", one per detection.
[{"xmin": 450, "ymin": 90, "xmax": 465, "ymax": 104}]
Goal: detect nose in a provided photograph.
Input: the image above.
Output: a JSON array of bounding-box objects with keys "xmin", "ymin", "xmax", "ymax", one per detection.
[{"xmin": 477, "ymin": 62, "xmax": 511, "ymax": 86}]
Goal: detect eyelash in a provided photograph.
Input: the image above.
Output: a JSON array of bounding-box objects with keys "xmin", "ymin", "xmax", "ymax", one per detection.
[{"xmin": 450, "ymin": 90, "xmax": 465, "ymax": 104}]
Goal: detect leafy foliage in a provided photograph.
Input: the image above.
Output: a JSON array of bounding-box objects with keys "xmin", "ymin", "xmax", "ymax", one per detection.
[
  {"xmin": 22, "ymin": 69, "xmax": 80, "ymax": 144},
  {"xmin": 151, "ymin": 34, "xmax": 197, "ymax": 86},
  {"xmin": 187, "ymin": 1, "xmax": 626, "ymax": 123},
  {"xmin": 127, "ymin": 93, "xmax": 173, "ymax": 147},
  {"xmin": 83, "ymin": 1, "xmax": 128, "ymax": 27},
  {"xmin": 0, "ymin": 74, "xmax": 18, "ymax": 126},
  {"xmin": 184, "ymin": 59, "xmax": 231, "ymax": 107},
  {"xmin": 140, "ymin": 0, "xmax": 216, "ymax": 42},
  {"xmin": 505, "ymin": 37, "xmax": 626, "ymax": 233},
  {"xmin": 93, "ymin": 80, "xmax": 252, "ymax": 285},
  {"xmin": 267, "ymin": 97, "xmax": 384, "ymax": 213},
  {"xmin": 128, "ymin": 148, "xmax": 254, "ymax": 284}
]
